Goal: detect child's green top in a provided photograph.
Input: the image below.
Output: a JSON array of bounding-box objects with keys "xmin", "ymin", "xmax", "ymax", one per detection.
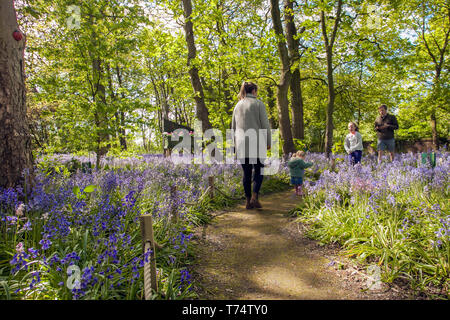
[{"xmin": 287, "ymin": 158, "xmax": 313, "ymax": 178}]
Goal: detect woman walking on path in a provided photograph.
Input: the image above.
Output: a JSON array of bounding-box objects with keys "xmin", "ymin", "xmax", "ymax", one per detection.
[
  {"xmin": 232, "ymin": 82, "xmax": 271, "ymax": 209},
  {"xmin": 344, "ymin": 122, "xmax": 363, "ymax": 165}
]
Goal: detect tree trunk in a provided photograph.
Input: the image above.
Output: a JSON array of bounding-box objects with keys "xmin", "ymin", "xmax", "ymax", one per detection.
[
  {"xmin": 92, "ymin": 57, "xmax": 109, "ymax": 168},
  {"xmin": 284, "ymin": 0, "xmax": 304, "ymax": 140},
  {"xmin": 419, "ymin": 4, "xmax": 449, "ymax": 151},
  {"xmin": 430, "ymin": 75, "xmax": 442, "ymax": 151},
  {"xmin": 142, "ymin": 121, "xmax": 147, "ymax": 151},
  {"xmin": 115, "ymin": 66, "xmax": 127, "ymax": 150},
  {"xmin": 270, "ymin": 0, "xmax": 295, "ymax": 155},
  {"xmin": 324, "ymin": 46, "xmax": 335, "ymax": 157},
  {"xmin": 87, "ymin": 14, "xmax": 109, "ymax": 167},
  {"xmin": 221, "ymin": 69, "xmax": 233, "ymax": 116},
  {"xmin": 430, "ymin": 112, "xmax": 438, "ymax": 151},
  {"xmin": 266, "ymin": 85, "xmax": 278, "ymax": 129},
  {"xmin": 290, "ymin": 68, "xmax": 304, "ymax": 140},
  {"xmin": 320, "ymin": 0, "xmax": 342, "ymax": 158},
  {"xmin": 0, "ymin": 1, "xmax": 33, "ymax": 189},
  {"xmin": 106, "ymin": 64, "xmax": 121, "ymax": 149},
  {"xmin": 182, "ymin": 0, "xmax": 212, "ymax": 132}
]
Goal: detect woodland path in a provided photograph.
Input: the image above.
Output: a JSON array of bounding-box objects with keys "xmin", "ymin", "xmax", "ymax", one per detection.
[{"xmin": 192, "ymin": 189, "xmax": 406, "ymax": 300}]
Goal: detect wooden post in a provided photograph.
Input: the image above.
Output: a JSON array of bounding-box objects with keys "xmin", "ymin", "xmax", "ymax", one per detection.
[
  {"xmin": 170, "ymin": 185, "xmax": 178, "ymax": 223},
  {"xmin": 330, "ymin": 158, "xmax": 336, "ymax": 171},
  {"xmin": 208, "ymin": 176, "xmax": 214, "ymax": 199},
  {"xmin": 140, "ymin": 215, "xmax": 158, "ymax": 299}
]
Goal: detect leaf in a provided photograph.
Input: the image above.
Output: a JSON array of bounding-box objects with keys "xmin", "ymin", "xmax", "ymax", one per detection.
[
  {"xmin": 0, "ymin": 281, "xmax": 11, "ymax": 300},
  {"xmin": 73, "ymin": 186, "xmax": 80, "ymax": 195},
  {"xmin": 83, "ymin": 185, "xmax": 97, "ymax": 193}
]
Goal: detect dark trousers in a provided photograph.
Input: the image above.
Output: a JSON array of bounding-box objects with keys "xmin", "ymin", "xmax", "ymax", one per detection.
[
  {"xmin": 240, "ymin": 158, "xmax": 264, "ymax": 198},
  {"xmin": 349, "ymin": 150, "xmax": 362, "ymax": 165}
]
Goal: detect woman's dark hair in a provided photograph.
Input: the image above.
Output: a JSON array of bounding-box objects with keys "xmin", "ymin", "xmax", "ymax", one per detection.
[
  {"xmin": 239, "ymin": 81, "xmax": 258, "ymax": 100},
  {"xmin": 379, "ymin": 104, "xmax": 387, "ymax": 110}
]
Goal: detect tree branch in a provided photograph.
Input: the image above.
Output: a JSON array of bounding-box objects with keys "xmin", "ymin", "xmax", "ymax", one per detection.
[
  {"xmin": 422, "ymin": 14, "xmax": 438, "ymax": 66},
  {"xmin": 320, "ymin": 10, "xmax": 329, "ymax": 48},
  {"xmin": 329, "ymin": 0, "xmax": 343, "ymax": 49},
  {"xmin": 356, "ymin": 37, "xmax": 387, "ymax": 60},
  {"xmin": 299, "ymin": 76, "xmax": 327, "ymax": 86}
]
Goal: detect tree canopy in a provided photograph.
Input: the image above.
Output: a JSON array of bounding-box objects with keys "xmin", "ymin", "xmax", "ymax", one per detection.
[{"xmin": 14, "ymin": 0, "xmax": 450, "ymax": 157}]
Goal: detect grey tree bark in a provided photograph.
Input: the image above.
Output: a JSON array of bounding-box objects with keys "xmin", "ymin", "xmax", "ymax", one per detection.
[
  {"xmin": 284, "ymin": 0, "xmax": 304, "ymax": 140},
  {"xmin": 182, "ymin": 0, "xmax": 212, "ymax": 132},
  {"xmin": 0, "ymin": 1, "xmax": 33, "ymax": 189},
  {"xmin": 420, "ymin": 5, "xmax": 450, "ymax": 150},
  {"xmin": 321, "ymin": 0, "xmax": 343, "ymax": 157},
  {"xmin": 270, "ymin": 0, "xmax": 295, "ymax": 155}
]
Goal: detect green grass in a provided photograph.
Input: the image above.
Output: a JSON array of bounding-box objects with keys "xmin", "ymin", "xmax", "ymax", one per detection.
[{"xmin": 292, "ymin": 183, "xmax": 449, "ymax": 298}]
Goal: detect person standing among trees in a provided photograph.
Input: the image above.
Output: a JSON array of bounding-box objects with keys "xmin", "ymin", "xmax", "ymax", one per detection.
[
  {"xmin": 374, "ymin": 104, "xmax": 399, "ymax": 163},
  {"xmin": 344, "ymin": 122, "xmax": 363, "ymax": 165},
  {"xmin": 232, "ymin": 82, "xmax": 271, "ymax": 210}
]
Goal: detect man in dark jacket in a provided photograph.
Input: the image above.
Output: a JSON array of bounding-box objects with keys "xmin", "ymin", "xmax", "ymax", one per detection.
[{"xmin": 374, "ymin": 104, "xmax": 399, "ymax": 163}]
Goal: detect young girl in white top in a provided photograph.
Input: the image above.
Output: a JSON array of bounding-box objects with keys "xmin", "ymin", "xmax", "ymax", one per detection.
[{"xmin": 344, "ymin": 122, "xmax": 363, "ymax": 165}]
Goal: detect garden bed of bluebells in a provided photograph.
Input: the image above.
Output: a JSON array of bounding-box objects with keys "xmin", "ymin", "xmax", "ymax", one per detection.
[
  {"xmin": 1, "ymin": 151, "xmax": 448, "ymax": 299},
  {"xmin": 293, "ymin": 151, "xmax": 449, "ymax": 298},
  {"xmin": 0, "ymin": 154, "xmax": 290, "ymax": 300}
]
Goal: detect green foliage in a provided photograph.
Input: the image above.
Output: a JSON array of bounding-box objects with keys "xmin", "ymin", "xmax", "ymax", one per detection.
[
  {"xmin": 291, "ymin": 163, "xmax": 449, "ymax": 298},
  {"xmin": 293, "ymin": 138, "xmax": 308, "ymax": 152},
  {"xmin": 18, "ymin": 0, "xmax": 449, "ymax": 154},
  {"xmin": 332, "ymin": 140, "xmax": 345, "ymax": 155}
]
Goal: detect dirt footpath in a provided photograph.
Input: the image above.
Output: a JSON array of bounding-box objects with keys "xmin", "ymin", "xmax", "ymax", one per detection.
[{"xmin": 192, "ymin": 189, "xmax": 409, "ymax": 300}]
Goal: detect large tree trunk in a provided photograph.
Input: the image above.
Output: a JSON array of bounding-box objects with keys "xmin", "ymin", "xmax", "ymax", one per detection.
[
  {"xmin": 88, "ymin": 14, "xmax": 109, "ymax": 167},
  {"xmin": 0, "ymin": 1, "xmax": 33, "ymax": 189},
  {"xmin": 91, "ymin": 57, "xmax": 109, "ymax": 168},
  {"xmin": 321, "ymin": 0, "xmax": 342, "ymax": 158},
  {"xmin": 419, "ymin": 4, "xmax": 449, "ymax": 150},
  {"xmin": 290, "ymin": 69, "xmax": 304, "ymax": 139},
  {"xmin": 324, "ymin": 46, "xmax": 336, "ymax": 157},
  {"xmin": 270, "ymin": 0, "xmax": 295, "ymax": 155},
  {"xmin": 221, "ymin": 69, "xmax": 233, "ymax": 117},
  {"xmin": 182, "ymin": 0, "xmax": 212, "ymax": 132},
  {"xmin": 284, "ymin": 0, "xmax": 304, "ymax": 140}
]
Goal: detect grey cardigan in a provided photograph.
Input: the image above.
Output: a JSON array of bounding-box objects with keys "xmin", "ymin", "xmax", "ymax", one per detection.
[
  {"xmin": 231, "ymin": 94, "xmax": 271, "ymax": 160},
  {"xmin": 344, "ymin": 131, "xmax": 363, "ymax": 154}
]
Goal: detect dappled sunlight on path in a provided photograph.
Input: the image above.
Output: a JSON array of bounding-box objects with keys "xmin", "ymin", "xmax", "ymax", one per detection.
[{"xmin": 193, "ymin": 190, "xmax": 363, "ymax": 300}]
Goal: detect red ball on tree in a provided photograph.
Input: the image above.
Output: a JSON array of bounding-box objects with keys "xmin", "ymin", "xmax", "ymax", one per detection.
[{"xmin": 12, "ymin": 30, "xmax": 23, "ymax": 41}]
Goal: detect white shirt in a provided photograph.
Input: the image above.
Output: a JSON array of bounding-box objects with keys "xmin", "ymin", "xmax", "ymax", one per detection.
[{"xmin": 344, "ymin": 132, "xmax": 363, "ymax": 153}]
